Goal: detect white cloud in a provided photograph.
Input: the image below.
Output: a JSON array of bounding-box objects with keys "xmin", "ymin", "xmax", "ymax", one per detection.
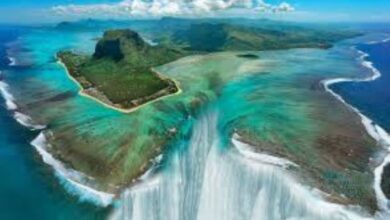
[
  {"xmin": 52, "ymin": 0, "xmax": 295, "ymax": 18},
  {"xmin": 276, "ymin": 2, "xmax": 295, "ymax": 12},
  {"xmin": 254, "ymin": 1, "xmax": 295, "ymax": 13}
]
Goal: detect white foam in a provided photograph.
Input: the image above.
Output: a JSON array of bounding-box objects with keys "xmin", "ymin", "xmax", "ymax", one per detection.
[
  {"xmin": 31, "ymin": 132, "xmax": 115, "ymax": 207},
  {"xmin": 112, "ymin": 111, "xmax": 373, "ymax": 220},
  {"xmin": 322, "ymin": 47, "xmax": 390, "ymax": 212},
  {"xmin": 231, "ymin": 136, "xmax": 371, "ymax": 220},
  {"xmin": 13, "ymin": 111, "xmax": 46, "ymax": 130},
  {"xmin": 374, "ymin": 155, "xmax": 390, "ymax": 210},
  {"xmin": 138, "ymin": 154, "xmax": 163, "ymax": 181},
  {"xmin": 232, "ymin": 133, "xmax": 298, "ymax": 169},
  {"xmin": 143, "ymin": 38, "xmax": 158, "ymax": 46},
  {"xmin": 0, "ymin": 76, "xmax": 115, "ymax": 206},
  {"xmin": 0, "ymin": 80, "xmax": 18, "ymax": 110},
  {"xmin": 367, "ymin": 37, "xmax": 390, "ymax": 45},
  {"xmin": 0, "ymin": 78, "xmax": 46, "ymax": 130},
  {"xmin": 8, "ymin": 56, "xmax": 17, "ymax": 66}
]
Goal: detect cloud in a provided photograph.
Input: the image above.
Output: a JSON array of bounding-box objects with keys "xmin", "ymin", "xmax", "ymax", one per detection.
[
  {"xmin": 275, "ymin": 2, "xmax": 295, "ymax": 12},
  {"xmin": 52, "ymin": 0, "xmax": 295, "ymax": 18},
  {"xmin": 254, "ymin": 1, "xmax": 295, "ymax": 13}
]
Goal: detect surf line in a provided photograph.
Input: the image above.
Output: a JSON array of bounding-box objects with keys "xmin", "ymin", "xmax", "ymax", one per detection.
[
  {"xmin": 8, "ymin": 56, "xmax": 17, "ymax": 66},
  {"xmin": 31, "ymin": 132, "xmax": 115, "ymax": 207},
  {"xmin": 322, "ymin": 46, "xmax": 390, "ymax": 212},
  {"xmin": 0, "ymin": 72, "xmax": 115, "ymax": 207}
]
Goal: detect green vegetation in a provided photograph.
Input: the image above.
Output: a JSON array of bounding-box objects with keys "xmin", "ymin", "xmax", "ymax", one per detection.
[
  {"xmin": 171, "ymin": 23, "xmax": 360, "ymax": 51},
  {"xmin": 237, "ymin": 53, "xmax": 260, "ymax": 59},
  {"xmin": 58, "ymin": 20, "xmax": 359, "ymax": 111},
  {"xmin": 51, "ymin": 19, "xmax": 375, "ymax": 211},
  {"xmin": 59, "ymin": 29, "xmax": 182, "ymax": 109}
]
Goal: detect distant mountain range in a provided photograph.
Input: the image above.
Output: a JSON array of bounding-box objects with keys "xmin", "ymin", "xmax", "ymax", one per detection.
[{"xmin": 57, "ymin": 17, "xmax": 361, "ymax": 110}]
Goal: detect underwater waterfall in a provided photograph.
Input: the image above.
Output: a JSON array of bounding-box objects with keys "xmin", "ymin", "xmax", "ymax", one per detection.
[{"xmin": 111, "ymin": 110, "xmax": 372, "ymax": 220}]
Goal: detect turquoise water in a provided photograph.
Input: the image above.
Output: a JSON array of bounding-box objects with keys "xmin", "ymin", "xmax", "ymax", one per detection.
[
  {"xmin": 0, "ymin": 27, "xmax": 109, "ymax": 220},
  {"xmin": 0, "ymin": 98, "xmax": 108, "ymax": 220},
  {"xmin": 1, "ymin": 23, "xmax": 388, "ymax": 219}
]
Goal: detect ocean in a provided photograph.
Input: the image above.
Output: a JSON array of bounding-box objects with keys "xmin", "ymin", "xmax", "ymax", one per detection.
[
  {"xmin": 331, "ymin": 39, "xmax": 390, "ymax": 132},
  {"xmin": 0, "ymin": 26, "xmax": 108, "ymax": 220},
  {"xmin": 0, "ymin": 23, "xmax": 389, "ymax": 220}
]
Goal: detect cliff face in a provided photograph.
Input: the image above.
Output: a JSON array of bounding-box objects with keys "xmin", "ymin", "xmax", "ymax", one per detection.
[
  {"xmin": 93, "ymin": 29, "xmax": 147, "ymax": 62},
  {"xmin": 92, "ymin": 29, "xmax": 183, "ymax": 68},
  {"xmin": 94, "ymin": 38, "xmax": 124, "ymax": 61}
]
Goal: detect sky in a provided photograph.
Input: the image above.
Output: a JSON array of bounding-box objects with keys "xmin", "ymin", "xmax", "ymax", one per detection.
[{"xmin": 0, "ymin": 0, "xmax": 390, "ymax": 24}]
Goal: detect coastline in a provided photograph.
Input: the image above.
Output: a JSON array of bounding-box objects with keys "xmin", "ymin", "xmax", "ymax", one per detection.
[
  {"xmin": 0, "ymin": 79, "xmax": 18, "ymax": 110},
  {"xmin": 56, "ymin": 56, "xmax": 183, "ymax": 114},
  {"xmin": 1, "ymin": 53, "xmax": 188, "ymax": 207},
  {"xmin": 0, "ymin": 79, "xmax": 45, "ymax": 130},
  {"xmin": 31, "ymin": 132, "xmax": 115, "ymax": 207},
  {"xmin": 0, "ymin": 69, "xmax": 116, "ymax": 208},
  {"xmin": 322, "ymin": 46, "xmax": 390, "ymax": 212},
  {"xmin": 2, "ymin": 31, "xmax": 390, "ymax": 217}
]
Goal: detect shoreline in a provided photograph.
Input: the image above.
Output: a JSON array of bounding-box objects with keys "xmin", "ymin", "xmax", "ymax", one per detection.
[
  {"xmin": 3, "ymin": 35, "xmax": 390, "ymax": 216},
  {"xmin": 322, "ymin": 46, "xmax": 390, "ymax": 213},
  {"xmin": 56, "ymin": 56, "xmax": 183, "ymax": 114},
  {"xmin": 0, "ymin": 79, "xmax": 18, "ymax": 111},
  {"xmin": 31, "ymin": 132, "xmax": 115, "ymax": 207},
  {"xmin": 0, "ymin": 79, "xmax": 46, "ymax": 130},
  {"xmin": 0, "ymin": 71, "xmax": 115, "ymax": 208}
]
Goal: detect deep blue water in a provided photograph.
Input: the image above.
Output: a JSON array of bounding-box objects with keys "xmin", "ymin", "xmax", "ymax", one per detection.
[
  {"xmin": 331, "ymin": 40, "xmax": 390, "ymax": 132},
  {"xmin": 0, "ymin": 27, "xmax": 107, "ymax": 220},
  {"xmin": 1, "ymin": 23, "xmax": 389, "ymax": 220},
  {"xmin": 0, "ymin": 27, "xmax": 20, "ymax": 67}
]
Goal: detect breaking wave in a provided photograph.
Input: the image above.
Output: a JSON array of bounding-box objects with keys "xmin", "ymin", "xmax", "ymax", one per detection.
[
  {"xmin": 8, "ymin": 56, "xmax": 17, "ymax": 66},
  {"xmin": 13, "ymin": 111, "xmax": 46, "ymax": 130},
  {"xmin": 367, "ymin": 37, "xmax": 390, "ymax": 45},
  {"xmin": 31, "ymin": 132, "xmax": 115, "ymax": 207},
  {"xmin": 322, "ymin": 46, "xmax": 390, "ymax": 214},
  {"xmin": 0, "ymin": 75, "xmax": 114, "ymax": 207},
  {"xmin": 0, "ymin": 78, "xmax": 45, "ymax": 130},
  {"xmin": 0, "ymin": 80, "xmax": 18, "ymax": 110}
]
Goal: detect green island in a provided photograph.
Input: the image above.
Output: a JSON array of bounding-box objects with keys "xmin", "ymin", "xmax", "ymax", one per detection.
[
  {"xmin": 44, "ymin": 18, "xmax": 381, "ymax": 213},
  {"xmin": 58, "ymin": 22, "xmax": 359, "ymax": 111},
  {"xmin": 58, "ymin": 29, "xmax": 183, "ymax": 111}
]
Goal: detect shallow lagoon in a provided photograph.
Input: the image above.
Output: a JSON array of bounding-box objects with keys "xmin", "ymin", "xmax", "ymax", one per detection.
[
  {"xmin": 0, "ymin": 26, "xmax": 109, "ymax": 220},
  {"xmin": 1, "ymin": 25, "xmax": 388, "ymax": 219}
]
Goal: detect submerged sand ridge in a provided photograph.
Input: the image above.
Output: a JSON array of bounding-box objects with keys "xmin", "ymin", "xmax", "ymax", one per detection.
[{"xmin": 58, "ymin": 50, "xmax": 379, "ymax": 212}]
